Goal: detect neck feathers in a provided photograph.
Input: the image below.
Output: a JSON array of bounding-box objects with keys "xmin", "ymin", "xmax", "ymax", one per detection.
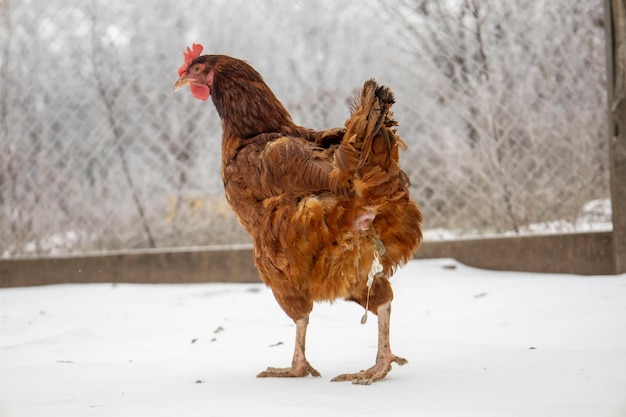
[{"xmin": 210, "ymin": 57, "xmax": 295, "ymax": 139}]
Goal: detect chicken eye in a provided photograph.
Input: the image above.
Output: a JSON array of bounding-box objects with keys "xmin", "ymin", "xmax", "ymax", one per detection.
[{"xmin": 193, "ymin": 65, "xmax": 202, "ymax": 73}]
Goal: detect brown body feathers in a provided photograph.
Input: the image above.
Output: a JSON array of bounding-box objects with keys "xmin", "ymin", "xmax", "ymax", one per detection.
[{"xmin": 212, "ymin": 61, "xmax": 423, "ymax": 319}]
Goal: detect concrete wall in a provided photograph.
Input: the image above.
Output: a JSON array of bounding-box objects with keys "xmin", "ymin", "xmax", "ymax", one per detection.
[
  {"xmin": 0, "ymin": 231, "xmax": 620, "ymax": 288},
  {"xmin": 0, "ymin": 246, "xmax": 258, "ymax": 287},
  {"xmin": 414, "ymin": 232, "xmax": 616, "ymax": 275}
]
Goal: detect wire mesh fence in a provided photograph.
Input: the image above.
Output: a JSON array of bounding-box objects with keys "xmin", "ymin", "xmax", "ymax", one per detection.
[{"xmin": 0, "ymin": 0, "xmax": 610, "ymax": 257}]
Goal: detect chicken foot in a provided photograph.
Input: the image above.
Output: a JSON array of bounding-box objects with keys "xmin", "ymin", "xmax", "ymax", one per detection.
[
  {"xmin": 331, "ymin": 301, "xmax": 407, "ymax": 385},
  {"xmin": 257, "ymin": 315, "xmax": 321, "ymax": 378}
]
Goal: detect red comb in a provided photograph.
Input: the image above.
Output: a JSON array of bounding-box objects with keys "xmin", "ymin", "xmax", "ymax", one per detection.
[{"xmin": 177, "ymin": 43, "xmax": 204, "ymax": 77}]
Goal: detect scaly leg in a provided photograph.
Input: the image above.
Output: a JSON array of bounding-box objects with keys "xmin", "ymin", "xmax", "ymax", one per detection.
[
  {"xmin": 331, "ymin": 301, "xmax": 407, "ymax": 384},
  {"xmin": 257, "ymin": 315, "xmax": 321, "ymax": 378}
]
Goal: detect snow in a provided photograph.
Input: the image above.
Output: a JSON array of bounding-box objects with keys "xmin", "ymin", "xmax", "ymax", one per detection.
[{"xmin": 1, "ymin": 259, "xmax": 625, "ymax": 417}]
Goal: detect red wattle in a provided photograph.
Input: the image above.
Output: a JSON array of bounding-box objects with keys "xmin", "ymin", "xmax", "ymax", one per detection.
[{"xmin": 190, "ymin": 84, "xmax": 210, "ymax": 100}]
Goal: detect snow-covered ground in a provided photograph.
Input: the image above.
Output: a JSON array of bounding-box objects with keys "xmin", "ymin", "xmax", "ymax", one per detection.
[{"xmin": 1, "ymin": 259, "xmax": 625, "ymax": 417}]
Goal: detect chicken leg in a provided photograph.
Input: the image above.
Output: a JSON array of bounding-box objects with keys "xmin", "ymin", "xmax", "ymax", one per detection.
[
  {"xmin": 331, "ymin": 301, "xmax": 407, "ymax": 384},
  {"xmin": 257, "ymin": 315, "xmax": 321, "ymax": 378}
]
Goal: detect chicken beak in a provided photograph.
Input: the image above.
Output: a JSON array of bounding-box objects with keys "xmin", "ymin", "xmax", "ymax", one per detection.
[{"xmin": 174, "ymin": 77, "xmax": 190, "ymax": 92}]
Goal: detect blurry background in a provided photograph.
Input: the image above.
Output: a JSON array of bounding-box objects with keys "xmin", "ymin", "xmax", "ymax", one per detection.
[{"xmin": 0, "ymin": 0, "xmax": 609, "ymax": 257}]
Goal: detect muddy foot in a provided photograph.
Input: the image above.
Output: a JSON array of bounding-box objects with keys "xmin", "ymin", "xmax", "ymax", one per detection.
[
  {"xmin": 257, "ymin": 362, "xmax": 321, "ymax": 378},
  {"xmin": 331, "ymin": 354, "xmax": 407, "ymax": 385}
]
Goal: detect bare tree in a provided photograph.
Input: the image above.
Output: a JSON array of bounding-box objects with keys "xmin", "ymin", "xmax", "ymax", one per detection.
[
  {"xmin": 88, "ymin": 9, "xmax": 156, "ymax": 248},
  {"xmin": 0, "ymin": 0, "xmax": 610, "ymax": 256},
  {"xmin": 386, "ymin": 0, "xmax": 607, "ymax": 234}
]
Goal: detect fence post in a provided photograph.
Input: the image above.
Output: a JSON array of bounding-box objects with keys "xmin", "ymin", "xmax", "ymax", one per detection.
[{"xmin": 605, "ymin": 0, "xmax": 626, "ymax": 274}]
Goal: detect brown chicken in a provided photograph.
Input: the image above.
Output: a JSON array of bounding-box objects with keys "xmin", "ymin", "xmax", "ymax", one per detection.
[{"xmin": 174, "ymin": 44, "xmax": 422, "ymax": 384}]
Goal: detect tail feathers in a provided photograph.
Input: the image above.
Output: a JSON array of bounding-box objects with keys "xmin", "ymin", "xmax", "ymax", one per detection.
[{"xmin": 331, "ymin": 79, "xmax": 407, "ymax": 200}]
